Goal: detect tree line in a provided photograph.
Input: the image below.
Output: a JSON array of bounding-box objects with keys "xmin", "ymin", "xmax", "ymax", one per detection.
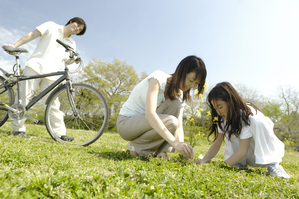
[{"xmin": 75, "ymin": 58, "xmax": 299, "ymax": 147}]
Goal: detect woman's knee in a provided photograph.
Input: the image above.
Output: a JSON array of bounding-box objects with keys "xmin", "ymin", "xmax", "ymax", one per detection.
[
  {"xmin": 166, "ymin": 99, "xmax": 181, "ymax": 116},
  {"xmin": 164, "ymin": 115, "xmax": 178, "ymax": 134},
  {"xmin": 171, "ymin": 98, "xmax": 182, "ymax": 108}
]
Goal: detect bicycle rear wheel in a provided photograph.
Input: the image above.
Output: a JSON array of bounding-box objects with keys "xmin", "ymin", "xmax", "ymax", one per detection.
[
  {"xmin": 44, "ymin": 83, "xmax": 109, "ymax": 146},
  {"xmin": 0, "ymin": 76, "xmax": 14, "ymax": 127}
]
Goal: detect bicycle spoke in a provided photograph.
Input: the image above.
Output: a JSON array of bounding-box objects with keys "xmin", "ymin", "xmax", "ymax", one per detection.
[
  {"xmin": 0, "ymin": 76, "xmax": 14, "ymax": 126},
  {"xmin": 45, "ymin": 83, "xmax": 108, "ymax": 146}
]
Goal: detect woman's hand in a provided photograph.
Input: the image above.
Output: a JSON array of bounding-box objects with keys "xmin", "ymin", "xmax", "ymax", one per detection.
[
  {"xmin": 173, "ymin": 141, "xmax": 194, "ymax": 159},
  {"xmin": 193, "ymin": 159, "xmax": 205, "ymax": 165}
]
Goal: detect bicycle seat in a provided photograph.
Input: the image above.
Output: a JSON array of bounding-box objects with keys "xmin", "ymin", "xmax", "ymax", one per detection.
[{"xmin": 2, "ymin": 45, "xmax": 28, "ymax": 54}]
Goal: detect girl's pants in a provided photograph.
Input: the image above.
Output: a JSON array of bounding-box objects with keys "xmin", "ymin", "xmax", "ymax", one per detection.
[
  {"xmin": 11, "ymin": 67, "xmax": 66, "ymax": 136},
  {"xmin": 238, "ymin": 146, "xmax": 277, "ymax": 168},
  {"xmin": 117, "ymin": 98, "xmax": 181, "ymax": 156}
]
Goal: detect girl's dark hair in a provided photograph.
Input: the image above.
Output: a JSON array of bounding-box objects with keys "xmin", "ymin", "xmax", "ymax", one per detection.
[
  {"xmin": 207, "ymin": 82, "xmax": 259, "ymax": 142},
  {"xmin": 166, "ymin": 55, "xmax": 207, "ymax": 102},
  {"xmin": 65, "ymin": 17, "xmax": 87, "ymax": 35}
]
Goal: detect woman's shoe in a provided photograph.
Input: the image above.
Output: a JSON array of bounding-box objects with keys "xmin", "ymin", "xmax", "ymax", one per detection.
[
  {"xmin": 233, "ymin": 163, "xmax": 248, "ymax": 170},
  {"xmin": 157, "ymin": 152, "xmax": 170, "ymax": 160},
  {"xmin": 127, "ymin": 142, "xmax": 138, "ymax": 156}
]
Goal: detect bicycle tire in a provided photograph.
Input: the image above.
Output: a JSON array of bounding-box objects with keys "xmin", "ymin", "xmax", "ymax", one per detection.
[
  {"xmin": 0, "ymin": 76, "xmax": 14, "ymax": 127},
  {"xmin": 44, "ymin": 83, "xmax": 109, "ymax": 146}
]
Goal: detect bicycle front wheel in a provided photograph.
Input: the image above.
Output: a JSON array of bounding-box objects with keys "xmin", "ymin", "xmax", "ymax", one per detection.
[
  {"xmin": 44, "ymin": 83, "xmax": 109, "ymax": 146},
  {"xmin": 0, "ymin": 76, "xmax": 14, "ymax": 127}
]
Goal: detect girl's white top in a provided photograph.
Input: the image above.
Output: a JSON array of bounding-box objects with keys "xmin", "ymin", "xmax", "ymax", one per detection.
[
  {"xmin": 119, "ymin": 70, "xmax": 185, "ymax": 117},
  {"xmin": 218, "ymin": 105, "xmax": 285, "ymax": 165}
]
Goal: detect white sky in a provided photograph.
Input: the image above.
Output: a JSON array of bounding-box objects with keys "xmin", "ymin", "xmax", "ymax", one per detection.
[{"xmin": 0, "ymin": 0, "xmax": 298, "ymax": 99}]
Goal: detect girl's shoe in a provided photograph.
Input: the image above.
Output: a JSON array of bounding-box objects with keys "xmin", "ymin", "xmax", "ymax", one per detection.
[
  {"xmin": 267, "ymin": 164, "xmax": 290, "ymax": 179},
  {"xmin": 233, "ymin": 163, "xmax": 248, "ymax": 169},
  {"xmin": 127, "ymin": 142, "xmax": 138, "ymax": 156}
]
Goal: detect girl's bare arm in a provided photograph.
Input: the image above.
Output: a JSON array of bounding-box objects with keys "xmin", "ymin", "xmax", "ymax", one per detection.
[
  {"xmin": 194, "ymin": 133, "xmax": 224, "ymax": 164},
  {"xmin": 224, "ymin": 138, "xmax": 251, "ymax": 166}
]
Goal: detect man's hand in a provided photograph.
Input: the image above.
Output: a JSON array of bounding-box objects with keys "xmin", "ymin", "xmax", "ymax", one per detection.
[
  {"xmin": 2, "ymin": 44, "xmax": 16, "ymax": 48},
  {"xmin": 75, "ymin": 57, "xmax": 81, "ymax": 64}
]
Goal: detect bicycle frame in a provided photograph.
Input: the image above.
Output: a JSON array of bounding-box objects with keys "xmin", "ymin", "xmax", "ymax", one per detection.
[{"xmin": 0, "ymin": 59, "xmax": 77, "ymax": 123}]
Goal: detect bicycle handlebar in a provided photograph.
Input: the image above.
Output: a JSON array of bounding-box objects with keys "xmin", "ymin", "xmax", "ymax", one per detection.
[
  {"xmin": 56, "ymin": 39, "xmax": 83, "ymax": 73},
  {"xmin": 56, "ymin": 39, "xmax": 73, "ymax": 50},
  {"xmin": 56, "ymin": 39, "xmax": 79, "ymax": 59}
]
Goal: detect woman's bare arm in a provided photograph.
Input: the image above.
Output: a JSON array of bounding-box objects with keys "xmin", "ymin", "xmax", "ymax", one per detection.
[{"xmin": 145, "ymin": 78, "xmax": 193, "ymax": 158}]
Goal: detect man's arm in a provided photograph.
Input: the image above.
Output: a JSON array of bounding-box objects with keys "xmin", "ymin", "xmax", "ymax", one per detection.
[{"xmin": 2, "ymin": 29, "xmax": 41, "ymax": 48}]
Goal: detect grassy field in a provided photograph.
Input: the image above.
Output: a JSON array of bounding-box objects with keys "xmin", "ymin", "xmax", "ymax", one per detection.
[{"xmin": 0, "ymin": 122, "xmax": 298, "ymax": 198}]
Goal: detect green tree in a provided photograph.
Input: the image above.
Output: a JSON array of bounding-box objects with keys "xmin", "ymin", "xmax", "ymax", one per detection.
[
  {"xmin": 262, "ymin": 100, "xmax": 283, "ymax": 122},
  {"xmin": 277, "ymin": 85, "xmax": 299, "ymax": 116},
  {"xmin": 274, "ymin": 85, "xmax": 299, "ymax": 146},
  {"xmin": 78, "ymin": 57, "xmax": 143, "ymax": 131},
  {"xmin": 234, "ymin": 83, "xmax": 264, "ymax": 108}
]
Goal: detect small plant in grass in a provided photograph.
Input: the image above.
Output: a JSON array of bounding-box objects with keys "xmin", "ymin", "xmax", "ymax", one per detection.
[
  {"xmin": 185, "ymin": 85, "xmax": 209, "ymax": 147},
  {"xmin": 0, "ymin": 122, "xmax": 298, "ymax": 198},
  {"xmin": 283, "ymin": 134, "xmax": 294, "ymax": 148}
]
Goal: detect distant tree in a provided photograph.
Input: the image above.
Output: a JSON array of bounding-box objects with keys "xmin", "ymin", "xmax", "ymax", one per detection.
[
  {"xmin": 139, "ymin": 71, "xmax": 148, "ymax": 81},
  {"xmin": 277, "ymin": 85, "xmax": 299, "ymax": 116},
  {"xmin": 234, "ymin": 83, "xmax": 264, "ymax": 108},
  {"xmin": 262, "ymin": 100, "xmax": 284, "ymax": 122},
  {"xmin": 78, "ymin": 57, "xmax": 144, "ymax": 130},
  {"xmin": 274, "ymin": 85, "xmax": 299, "ymax": 146},
  {"xmin": 274, "ymin": 113, "xmax": 299, "ymax": 146}
]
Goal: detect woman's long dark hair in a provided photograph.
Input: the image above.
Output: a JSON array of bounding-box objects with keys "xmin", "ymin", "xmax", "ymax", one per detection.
[
  {"xmin": 166, "ymin": 55, "xmax": 207, "ymax": 102},
  {"xmin": 207, "ymin": 82, "xmax": 259, "ymax": 142}
]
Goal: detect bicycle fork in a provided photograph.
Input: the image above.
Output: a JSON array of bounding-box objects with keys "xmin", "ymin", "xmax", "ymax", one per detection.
[{"xmin": 66, "ymin": 81, "xmax": 79, "ymax": 117}]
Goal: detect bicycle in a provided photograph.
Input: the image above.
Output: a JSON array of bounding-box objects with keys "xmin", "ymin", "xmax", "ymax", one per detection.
[{"xmin": 0, "ymin": 39, "xmax": 109, "ymax": 146}]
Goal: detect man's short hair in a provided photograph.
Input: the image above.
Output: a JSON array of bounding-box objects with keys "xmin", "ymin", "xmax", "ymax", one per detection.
[{"xmin": 65, "ymin": 17, "xmax": 87, "ymax": 35}]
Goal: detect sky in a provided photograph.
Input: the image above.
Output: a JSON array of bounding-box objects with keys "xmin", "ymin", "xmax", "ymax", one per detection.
[{"xmin": 0, "ymin": 0, "xmax": 299, "ymax": 99}]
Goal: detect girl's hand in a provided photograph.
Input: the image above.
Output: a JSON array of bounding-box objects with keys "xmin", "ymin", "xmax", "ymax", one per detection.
[{"xmin": 173, "ymin": 141, "xmax": 194, "ymax": 159}]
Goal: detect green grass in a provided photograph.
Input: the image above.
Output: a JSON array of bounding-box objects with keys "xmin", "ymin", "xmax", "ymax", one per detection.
[{"xmin": 0, "ymin": 122, "xmax": 298, "ymax": 198}]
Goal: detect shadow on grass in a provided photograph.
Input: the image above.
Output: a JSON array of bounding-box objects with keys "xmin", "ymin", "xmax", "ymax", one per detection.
[
  {"xmin": 88, "ymin": 150, "xmax": 150, "ymax": 162},
  {"xmin": 0, "ymin": 129, "xmax": 13, "ymax": 137},
  {"xmin": 218, "ymin": 161, "xmax": 268, "ymax": 176}
]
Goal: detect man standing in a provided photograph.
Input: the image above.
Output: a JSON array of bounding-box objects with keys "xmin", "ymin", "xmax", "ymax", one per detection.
[{"xmin": 2, "ymin": 17, "xmax": 86, "ymax": 140}]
